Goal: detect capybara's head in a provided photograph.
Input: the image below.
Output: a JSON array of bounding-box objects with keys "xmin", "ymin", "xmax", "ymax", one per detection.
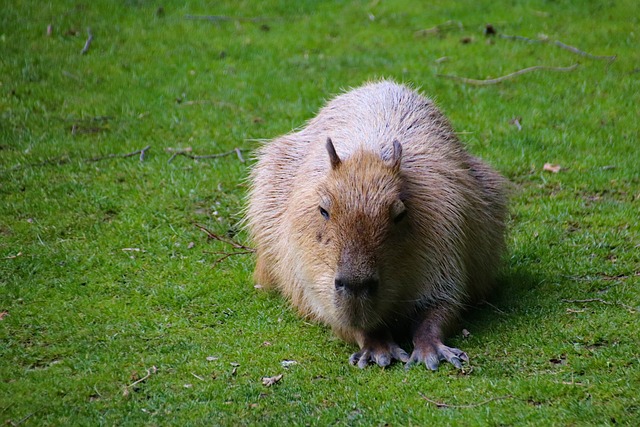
[{"xmin": 298, "ymin": 138, "xmax": 410, "ymax": 330}]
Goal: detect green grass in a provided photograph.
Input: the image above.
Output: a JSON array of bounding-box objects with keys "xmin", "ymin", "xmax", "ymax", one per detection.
[{"xmin": 1, "ymin": 0, "xmax": 639, "ymax": 425}]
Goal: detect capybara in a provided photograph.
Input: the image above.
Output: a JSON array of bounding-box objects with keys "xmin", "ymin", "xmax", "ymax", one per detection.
[{"xmin": 246, "ymin": 80, "xmax": 507, "ymax": 369}]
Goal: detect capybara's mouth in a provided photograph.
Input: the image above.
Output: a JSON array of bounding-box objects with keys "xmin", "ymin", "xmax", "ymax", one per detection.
[{"xmin": 336, "ymin": 295, "xmax": 380, "ymax": 329}]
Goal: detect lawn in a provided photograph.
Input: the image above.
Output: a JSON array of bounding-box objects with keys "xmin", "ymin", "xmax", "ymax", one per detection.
[{"xmin": 1, "ymin": 0, "xmax": 638, "ymax": 425}]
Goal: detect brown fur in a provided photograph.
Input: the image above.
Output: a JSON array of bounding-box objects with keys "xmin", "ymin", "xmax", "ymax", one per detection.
[{"xmin": 245, "ymin": 80, "xmax": 507, "ymax": 369}]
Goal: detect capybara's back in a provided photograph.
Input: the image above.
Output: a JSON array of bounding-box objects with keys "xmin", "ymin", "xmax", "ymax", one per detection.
[{"xmin": 246, "ymin": 80, "xmax": 507, "ymax": 370}]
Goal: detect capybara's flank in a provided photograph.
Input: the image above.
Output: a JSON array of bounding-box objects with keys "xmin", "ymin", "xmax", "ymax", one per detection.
[{"xmin": 246, "ymin": 80, "xmax": 507, "ymax": 369}]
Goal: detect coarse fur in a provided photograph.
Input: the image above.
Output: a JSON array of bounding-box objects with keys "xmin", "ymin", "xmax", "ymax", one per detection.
[{"xmin": 246, "ymin": 80, "xmax": 507, "ymax": 369}]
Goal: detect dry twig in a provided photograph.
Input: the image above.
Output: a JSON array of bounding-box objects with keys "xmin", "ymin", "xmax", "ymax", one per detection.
[
  {"xmin": 81, "ymin": 27, "xmax": 93, "ymax": 55},
  {"xmin": 204, "ymin": 250, "xmax": 255, "ymax": 266},
  {"xmin": 414, "ymin": 20, "xmax": 463, "ymax": 37},
  {"xmin": 479, "ymin": 299, "xmax": 507, "ymax": 315},
  {"xmin": 234, "ymin": 147, "xmax": 245, "ymax": 162},
  {"xmin": 87, "ymin": 145, "xmax": 151, "ymax": 163},
  {"xmin": 167, "ymin": 148, "xmax": 247, "ymax": 163},
  {"xmin": 185, "ymin": 14, "xmax": 269, "ymax": 23},
  {"xmin": 128, "ymin": 366, "xmax": 157, "ymax": 388},
  {"xmin": 437, "ymin": 63, "xmax": 579, "ymax": 86},
  {"xmin": 191, "ymin": 372, "xmax": 205, "ymax": 381},
  {"xmin": 499, "ymin": 33, "xmax": 616, "ymax": 62},
  {"xmin": 10, "ymin": 412, "xmax": 34, "ymax": 426},
  {"xmin": 3, "ymin": 147, "xmax": 149, "ymax": 172},
  {"xmin": 420, "ymin": 393, "xmax": 513, "ymax": 409},
  {"xmin": 195, "ymin": 223, "xmax": 254, "ymax": 266},
  {"xmin": 562, "ymin": 298, "xmax": 637, "ymax": 314},
  {"xmin": 194, "ymin": 223, "xmax": 254, "ymax": 252}
]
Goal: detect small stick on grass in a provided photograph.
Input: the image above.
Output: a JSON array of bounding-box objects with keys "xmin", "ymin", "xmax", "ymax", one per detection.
[
  {"xmin": 562, "ymin": 298, "xmax": 637, "ymax": 314},
  {"xmin": 195, "ymin": 223, "xmax": 254, "ymax": 266},
  {"xmin": 552, "ymin": 40, "xmax": 616, "ymax": 61},
  {"xmin": 185, "ymin": 14, "xmax": 270, "ymax": 23},
  {"xmin": 167, "ymin": 148, "xmax": 247, "ymax": 163},
  {"xmin": 87, "ymin": 145, "xmax": 151, "ymax": 163},
  {"xmin": 127, "ymin": 366, "xmax": 157, "ymax": 389},
  {"xmin": 138, "ymin": 145, "xmax": 149, "ymax": 162},
  {"xmin": 81, "ymin": 27, "xmax": 93, "ymax": 55},
  {"xmin": 420, "ymin": 393, "xmax": 513, "ymax": 409},
  {"xmin": 4, "ymin": 148, "xmax": 149, "ymax": 172},
  {"xmin": 11, "ymin": 412, "xmax": 34, "ymax": 426},
  {"xmin": 194, "ymin": 223, "xmax": 254, "ymax": 252},
  {"xmin": 191, "ymin": 372, "xmax": 205, "ymax": 381},
  {"xmin": 479, "ymin": 299, "xmax": 507, "ymax": 315},
  {"xmin": 204, "ymin": 250, "xmax": 255, "ymax": 266},
  {"xmin": 437, "ymin": 63, "xmax": 579, "ymax": 86},
  {"xmin": 234, "ymin": 147, "xmax": 245, "ymax": 162},
  {"xmin": 414, "ymin": 20, "xmax": 463, "ymax": 37},
  {"xmin": 499, "ymin": 34, "xmax": 616, "ymax": 62}
]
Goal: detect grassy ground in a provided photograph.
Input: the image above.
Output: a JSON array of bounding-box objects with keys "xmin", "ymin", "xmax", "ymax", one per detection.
[{"xmin": 1, "ymin": 0, "xmax": 638, "ymax": 425}]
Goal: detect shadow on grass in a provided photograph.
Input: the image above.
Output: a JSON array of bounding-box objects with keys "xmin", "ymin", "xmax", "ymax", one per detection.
[{"xmin": 460, "ymin": 250, "xmax": 555, "ymax": 348}]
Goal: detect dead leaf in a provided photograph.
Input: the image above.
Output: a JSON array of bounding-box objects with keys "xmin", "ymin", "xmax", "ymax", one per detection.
[
  {"xmin": 262, "ymin": 374, "xmax": 283, "ymax": 387},
  {"xmin": 0, "ymin": 311, "xmax": 8, "ymax": 320},
  {"xmin": 281, "ymin": 360, "xmax": 298, "ymax": 368},
  {"xmin": 543, "ymin": 163, "xmax": 562, "ymax": 173}
]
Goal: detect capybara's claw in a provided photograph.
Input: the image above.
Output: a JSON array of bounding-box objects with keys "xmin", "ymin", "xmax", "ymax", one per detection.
[
  {"xmin": 407, "ymin": 343, "xmax": 469, "ymax": 371},
  {"xmin": 349, "ymin": 344, "xmax": 409, "ymax": 368}
]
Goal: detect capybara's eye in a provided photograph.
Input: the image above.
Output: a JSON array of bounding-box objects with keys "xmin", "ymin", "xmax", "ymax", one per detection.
[
  {"xmin": 393, "ymin": 209, "xmax": 407, "ymax": 224},
  {"xmin": 319, "ymin": 207, "xmax": 330, "ymax": 220},
  {"xmin": 391, "ymin": 199, "xmax": 406, "ymax": 224}
]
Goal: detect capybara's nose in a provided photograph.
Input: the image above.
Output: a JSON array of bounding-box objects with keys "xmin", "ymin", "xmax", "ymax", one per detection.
[{"xmin": 335, "ymin": 276, "xmax": 379, "ymax": 296}]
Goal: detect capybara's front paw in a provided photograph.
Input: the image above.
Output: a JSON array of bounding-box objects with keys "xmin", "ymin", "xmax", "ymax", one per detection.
[
  {"xmin": 349, "ymin": 342, "xmax": 409, "ymax": 369},
  {"xmin": 406, "ymin": 342, "xmax": 469, "ymax": 371}
]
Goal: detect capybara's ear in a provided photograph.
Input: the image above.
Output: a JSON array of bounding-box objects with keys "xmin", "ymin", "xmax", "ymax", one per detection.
[
  {"xmin": 385, "ymin": 140, "xmax": 403, "ymax": 170},
  {"xmin": 326, "ymin": 137, "xmax": 342, "ymax": 170}
]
